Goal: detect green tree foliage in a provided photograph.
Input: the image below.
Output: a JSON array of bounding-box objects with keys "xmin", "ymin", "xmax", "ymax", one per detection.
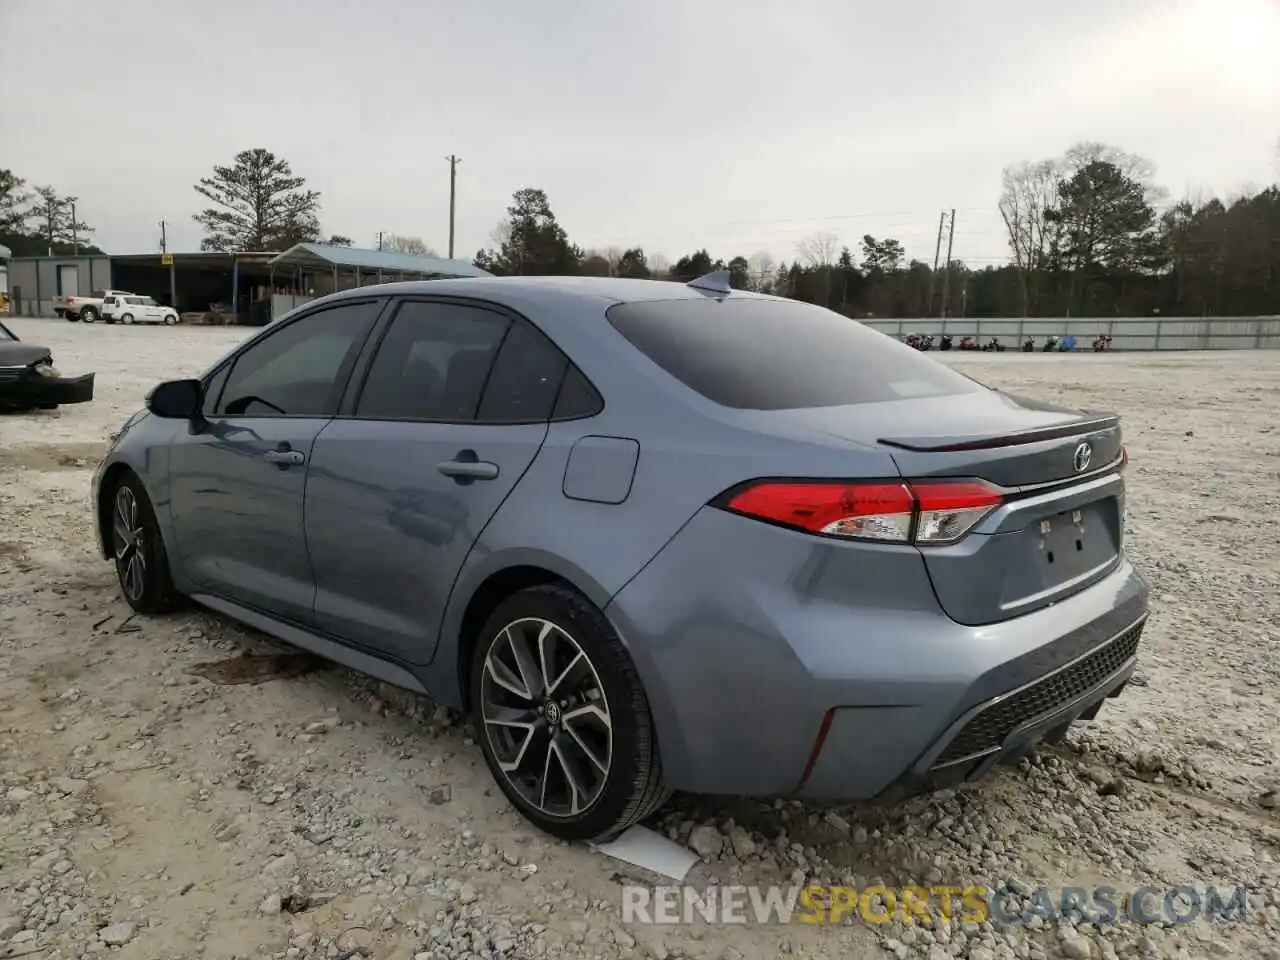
[
  {"xmin": 1052, "ymin": 160, "xmax": 1156, "ymax": 272},
  {"xmin": 670, "ymin": 249, "xmax": 721, "ymax": 280},
  {"xmin": 615, "ymin": 247, "xmax": 651, "ymax": 279},
  {"xmin": 31, "ymin": 186, "xmax": 95, "ymax": 248},
  {"xmin": 0, "ymin": 169, "xmax": 32, "ymax": 234},
  {"xmin": 727, "ymin": 255, "xmax": 751, "ymax": 289},
  {"xmin": 0, "ymin": 169, "xmax": 106, "ymax": 254},
  {"xmin": 473, "ymin": 188, "xmax": 582, "ymax": 275},
  {"xmin": 859, "ymin": 235, "xmax": 905, "ymax": 274},
  {"xmin": 193, "ymin": 149, "xmax": 321, "ymax": 252}
]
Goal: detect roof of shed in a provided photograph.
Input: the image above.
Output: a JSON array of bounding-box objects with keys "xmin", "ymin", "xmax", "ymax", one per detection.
[{"xmin": 268, "ymin": 242, "xmax": 491, "ymax": 278}]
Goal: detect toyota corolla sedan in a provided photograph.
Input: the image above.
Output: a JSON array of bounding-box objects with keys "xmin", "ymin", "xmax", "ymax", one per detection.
[{"xmin": 92, "ymin": 274, "xmax": 1149, "ymax": 841}]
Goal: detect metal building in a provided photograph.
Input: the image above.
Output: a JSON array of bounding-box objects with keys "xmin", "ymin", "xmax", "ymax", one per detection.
[{"xmin": 5, "ymin": 243, "xmax": 488, "ymax": 325}]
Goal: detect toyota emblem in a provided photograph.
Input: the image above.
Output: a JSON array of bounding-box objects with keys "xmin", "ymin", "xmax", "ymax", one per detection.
[{"xmin": 1073, "ymin": 442, "xmax": 1093, "ymax": 473}]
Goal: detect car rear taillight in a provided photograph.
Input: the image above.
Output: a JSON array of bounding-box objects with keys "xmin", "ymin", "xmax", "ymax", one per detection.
[{"xmin": 716, "ymin": 478, "xmax": 1004, "ymax": 546}]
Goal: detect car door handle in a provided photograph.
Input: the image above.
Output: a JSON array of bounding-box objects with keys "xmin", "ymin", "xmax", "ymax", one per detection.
[
  {"xmin": 263, "ymin": 449, "xmax": 305, "ymax": 466},
  {"xmin": 437, "ymin": 451, "xmax": 499, "ymax": 482}
]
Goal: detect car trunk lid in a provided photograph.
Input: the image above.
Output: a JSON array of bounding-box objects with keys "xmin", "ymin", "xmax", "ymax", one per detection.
[{"xmin": 787, "ymin": 390, "xmax": 1127, "ymax": 625}]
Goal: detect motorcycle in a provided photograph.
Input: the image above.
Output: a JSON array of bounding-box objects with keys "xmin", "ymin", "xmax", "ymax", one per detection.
[
  {"xmin": 1092, "ymin": 334, "xmax": 1113, "ymax": 352},
  {"xmin": 958, "ymin": 336, "xmax": 978, "ymax": 351},
  {"xmin": 1042, "ymin": 335, "xmax": 1060, "ymax": 352},
  {"xmin": 1022, "ymin": 337, "xmax": 1035, "ymax": 352},
  {"xmin": 918, "ymin": 334, "xmax": 934, "ymax": 351},
  {"xmin": 939, "ymin": 334, "xmax": 953, "ymax": 351},
  {"xmin": 981, "ymin": 337, "xmax": 1006, "ymax": 352}
]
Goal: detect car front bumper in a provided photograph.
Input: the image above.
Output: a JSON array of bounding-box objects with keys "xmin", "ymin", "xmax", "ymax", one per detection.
[
  {"xmin": 0, "ymin": 371, "xmax": 95, "ymax": 406},
  {"xmin": 604, "ymin": 505, "xmax": 1150, "ymax": 801}
]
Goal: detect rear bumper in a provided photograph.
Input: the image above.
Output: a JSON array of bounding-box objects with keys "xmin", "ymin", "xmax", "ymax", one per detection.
[
  {"xmin": 870, "ymin": 616, "xmax": 1141, "ymax": 803},
  {"xmin": 0, "ymin": 372, "xmax": 95, "ymax": 406},
  {"xmin": 605, "ymin": 505, "xmax": 1150, "ymax": 800}
]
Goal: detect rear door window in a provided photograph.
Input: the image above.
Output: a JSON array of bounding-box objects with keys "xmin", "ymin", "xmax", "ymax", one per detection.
[
  {"xmin": 355, "ymin": 300, "xmax": 510, "ymax": 421},
  {"xmin": 476, "ymin": 318, "xmax": 569, "ymax": 423},
  {"xmin": 606, "ymin": 298, "xmax": 986, "ymax": 410}
]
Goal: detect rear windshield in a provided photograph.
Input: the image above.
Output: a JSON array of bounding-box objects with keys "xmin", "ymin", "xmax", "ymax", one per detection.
[{"xmin": 606, "ymin": 297, "xmax": 986, "ymax": 410}]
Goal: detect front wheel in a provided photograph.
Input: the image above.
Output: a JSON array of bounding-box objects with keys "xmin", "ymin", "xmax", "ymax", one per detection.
[
  {"xmin": 121, "ymin": 313, "xmax": 134, "ymax": 325},
  {"xmin": 163, "ymin": 314, "xmax": 177, "ymax": 326},
  {"xmin": 109, "ymin": 474, "xmax": 179, "ymax": 614},
  {"xmin": 470, "ymin": 584, "xmax": 669, "ymax": 842}
]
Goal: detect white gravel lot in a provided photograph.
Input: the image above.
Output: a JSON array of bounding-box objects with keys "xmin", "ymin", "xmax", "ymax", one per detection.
[{"xmin": 1, "ymin": 316, "xmax": 1278, "ymax": 960}]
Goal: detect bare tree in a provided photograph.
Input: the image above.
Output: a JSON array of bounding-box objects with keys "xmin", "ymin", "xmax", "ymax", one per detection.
[
  {"xmin": 601, "ymin": 246, "xmax": 625, "ymax": 275},
  {"xmin": 747, "ymin": 251, "xmax": 776, "ymax": 290},
  {"xmin": 998, "ymin": 159, "xmax": 1061, "ymax": 316},
  {"xmin": 380, "ymin": 233, "xmax": 437, "ymax": 256},
  {"xmin": 648, "ymin": 253, "xmax": 672, "ymax": 277},
  {"xmin": 796, "ymin": 231, "xmax": 840, "ymax": 268}
]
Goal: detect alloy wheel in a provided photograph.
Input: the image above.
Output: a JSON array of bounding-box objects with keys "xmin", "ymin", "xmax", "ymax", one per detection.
[
  {"xmin": 479, "ymin": 617, "xmax": 613, "ymax": 818},
  {"xmin": 112, "ymin": 485, "xmax": 147, "ymax": 602}
]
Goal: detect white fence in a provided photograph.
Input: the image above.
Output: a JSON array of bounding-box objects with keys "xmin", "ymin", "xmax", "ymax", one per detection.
[{"xmin": 861, "ymin": 316, "xmax": 1280, "ymax": 351}]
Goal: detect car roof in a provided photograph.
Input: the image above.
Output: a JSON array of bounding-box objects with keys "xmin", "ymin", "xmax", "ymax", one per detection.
[{"xmin": 315, "ymin": 275, "xmax": 772, "ymax": 312}]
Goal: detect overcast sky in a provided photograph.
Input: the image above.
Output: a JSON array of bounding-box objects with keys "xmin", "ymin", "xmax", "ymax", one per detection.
[{"xmin": 4, "ymin": 0, "xmax": 1277, "ymax": 267}]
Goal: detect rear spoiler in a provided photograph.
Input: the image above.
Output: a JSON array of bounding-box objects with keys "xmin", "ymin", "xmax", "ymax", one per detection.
[{"xmin": 877, "ymin": 413, "xmax": 1120, "ymax": 453}]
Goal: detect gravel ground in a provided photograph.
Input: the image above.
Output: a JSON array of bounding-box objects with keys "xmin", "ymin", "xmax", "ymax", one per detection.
[{"xmin": 1, "ymin": 317, "xmax": 1278, "ymax": 960}]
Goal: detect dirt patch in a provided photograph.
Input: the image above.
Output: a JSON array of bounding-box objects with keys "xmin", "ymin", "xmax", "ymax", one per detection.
[{"xmin": 185, "ymin": 651, "xmax": 325, "ymax": 685}]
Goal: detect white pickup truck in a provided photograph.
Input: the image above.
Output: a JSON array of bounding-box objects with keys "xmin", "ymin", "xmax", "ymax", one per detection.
[{"xmin": 53, "ymin": 289, "xmax": 134, "ymax": 323}]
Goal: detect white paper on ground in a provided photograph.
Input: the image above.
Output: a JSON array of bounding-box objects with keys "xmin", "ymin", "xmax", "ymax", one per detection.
[{"xmin": 590, "ymin": 825, "xmax": 699, "ymax": 882}]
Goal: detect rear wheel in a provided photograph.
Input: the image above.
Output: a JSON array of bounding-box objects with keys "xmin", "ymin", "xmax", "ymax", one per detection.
[
  {"xmin": 80, "ymin": 307, "xmax": 99, "ymax": 323},
  {"xmin": 110, "ymin": 474, "xmax": 179, "ymax": 614},
  {"xmin": 470, "ymin": 584, "xmax": 669, "ymax": 842}
]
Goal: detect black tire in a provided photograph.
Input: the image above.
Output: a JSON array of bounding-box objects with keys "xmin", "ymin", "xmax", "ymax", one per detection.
[
  {"xmin": 80, "ymin": 307, "xmax": 99, "ymax": 323},
  {"xmin": 37, "ymin": 403, "xmax": 58, "ymax": 410},
  {"xmin": 470, "ymin": 584, "xmax": 669, "ymax": 842},
  {"xmin": 108, "ymin": 473, "xmax": 180, "ymax": 614},
  {"xmin": 121, "ymin": 313, "xmax": 134, "ymax": 325}
]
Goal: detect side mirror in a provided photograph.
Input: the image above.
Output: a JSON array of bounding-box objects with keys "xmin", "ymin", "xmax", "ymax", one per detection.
[{"xmin": 147, "ymin": 378, "xmax": 204, "ymax": 419}]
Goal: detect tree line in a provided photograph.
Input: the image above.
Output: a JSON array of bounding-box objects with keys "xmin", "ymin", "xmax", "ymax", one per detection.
[
  {"xmin": 475, "ymin": 142, "xmax": 1278, "ymax": 318},
  {"xmin": 0, "ymin": 170, "xmax": 104, "ymax": 256},
  {"xmin": 3, "ymin": 140, "xmax": 1276, "ymax": 317}
]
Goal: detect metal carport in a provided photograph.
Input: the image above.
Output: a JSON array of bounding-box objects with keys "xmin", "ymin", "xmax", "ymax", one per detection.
[{"xmin": 257, "ymin": 243, "xmax": 491, "ymax": 324}]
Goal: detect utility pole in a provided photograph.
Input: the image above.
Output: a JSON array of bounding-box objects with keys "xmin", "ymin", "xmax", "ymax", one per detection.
[
  {"xmin": 445, "ymin": 154, "xmax": 460, "ymax": 259},
  {"xmin": 43, "ymin": 195, "xmax": 57, "ymax": 256},
  {"xmin": 160, "ymin": 220, "xmax": 176, "ymax": 308},
  {"xmin": 926, "ymin": 210, "xmax": 945, "ymax": 316},
  {"xmin": 68, "ymin": 199, "xmax": 79, "ymax": 255},
  {"xmin": 939, "ymin": 209, "xmax": 956, "ymax": 319},
  {"xmin": 377, "ymin": 231, "xmax": 383, "ymax": 252}
]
